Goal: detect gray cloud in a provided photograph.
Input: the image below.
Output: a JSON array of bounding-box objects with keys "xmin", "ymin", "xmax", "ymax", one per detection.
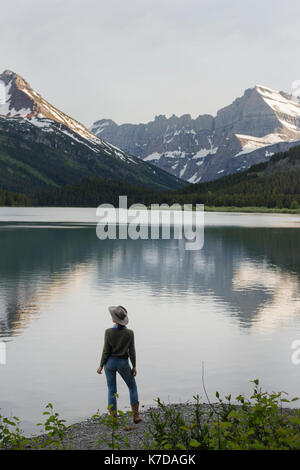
[{"xmin": 0, "ymin": 0, "xmax": 300, "ymax": 125}]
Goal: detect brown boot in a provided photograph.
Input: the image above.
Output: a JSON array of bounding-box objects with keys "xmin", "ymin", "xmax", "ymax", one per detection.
[
  {"xmin": 109, "ymin": 408, "xmax": 117, "ymax": 419},
  {"xmin": 131, "ymin": 402, "xmax": 143, "ymax": 424}
]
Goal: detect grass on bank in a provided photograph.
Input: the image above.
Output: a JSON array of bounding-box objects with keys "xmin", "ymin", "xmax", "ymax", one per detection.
[
  {"xmin": 204, "ymin": 206, "xmax": 300, "ymax": 214},
  {"xmin": 1, "ymin": 380, "xmax": 300, "ymax": 451}
]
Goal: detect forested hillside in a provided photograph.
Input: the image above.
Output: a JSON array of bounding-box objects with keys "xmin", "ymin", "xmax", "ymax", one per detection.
[
  {"xmin": 34, "ymin": 177, "xmax": 156, "ymax": 207},
  {"xmin": 164, "ymin": 145, "xmax": 300, "ymax": 208},
  {"xmin": 2, "ymin": 144, "xmax": 300, "ymax": 209}
]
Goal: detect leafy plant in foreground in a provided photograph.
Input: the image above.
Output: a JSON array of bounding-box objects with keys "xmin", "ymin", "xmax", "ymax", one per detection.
[
  {"xmin": 211, "ymin": 379, "xmax": 300, "ymax": 450},
  {"xmin": 0, "ymin": 412, "xmax": 29, "ymax": 450},
  {"xmin": 35, "ymin": 403, "xmax": 73, "ymax": 450},
  {"xmin": 2, "ymin": 380, "xmax": 300, "ymax": 450},
  {"xmin": 92, "ymin": 394, "xmax": 133, "ymax": 450},
  {"xmin": 146, "ymin": 380, "xmax": 300, "ymax": 450}
]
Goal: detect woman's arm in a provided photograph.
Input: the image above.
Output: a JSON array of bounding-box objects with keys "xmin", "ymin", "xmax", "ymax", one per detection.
[
  {"xmin": 129, "ymin": 330, "xmax": 136, "ymax": 372},
  {"xmin": 98, "ymin": 329, "xmax": 111, "ymax": 371}
]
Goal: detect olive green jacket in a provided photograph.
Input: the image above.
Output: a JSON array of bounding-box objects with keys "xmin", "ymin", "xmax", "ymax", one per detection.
[{"xmin": 100, "ymin": 327, "xmax": 136, "ymax": 367}]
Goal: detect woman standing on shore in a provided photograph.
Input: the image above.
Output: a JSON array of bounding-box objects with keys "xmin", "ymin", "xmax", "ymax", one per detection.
[{"xmin": 97, "ymin": 305, "xmax": 142, "ymax": 424}]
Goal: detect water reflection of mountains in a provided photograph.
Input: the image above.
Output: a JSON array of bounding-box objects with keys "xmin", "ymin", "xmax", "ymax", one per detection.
[{"xmin": 0, "ymin": 225, "xmax": 300, "ymax": 337}]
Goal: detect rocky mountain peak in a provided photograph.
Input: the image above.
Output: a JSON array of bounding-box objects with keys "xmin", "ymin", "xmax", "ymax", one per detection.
[
  {"xmin": 90, "ymin": 84, "xmax": 300, "ymax": 183},
  {"xmin": 0, "ymin": 70, "xmax": 184, "ymax": 192},
  {"xmin": 0, "ymin": 70, "xmax": 98, "ymax": 142}
]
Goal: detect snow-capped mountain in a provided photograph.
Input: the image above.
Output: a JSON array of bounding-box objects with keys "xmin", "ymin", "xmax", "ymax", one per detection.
[
  {"xmin": 90, "ymin": 85, "xmax": 300, "ymax": 183},
  {"xmin": 0, "ymin": 70, "xmax": 183, "ymax": 192}
]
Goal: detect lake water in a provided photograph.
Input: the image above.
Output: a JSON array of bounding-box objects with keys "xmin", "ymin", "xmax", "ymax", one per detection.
[{"xmin": 1, "ymin": 208, "xmax": 300, "ymax": 434}]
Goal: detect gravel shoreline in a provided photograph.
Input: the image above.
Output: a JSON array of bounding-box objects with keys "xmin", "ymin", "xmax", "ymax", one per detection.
[
  {"xmin": 24, "ymin": 403, "xmax": 214, "ymax": 450},
  {"xmin": 26, "ymin": 402, "xmax": 299, "ymax": 450}
]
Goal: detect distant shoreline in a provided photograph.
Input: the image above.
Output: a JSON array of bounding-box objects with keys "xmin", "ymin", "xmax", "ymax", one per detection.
[
  {"xmin": 1, "ymin": 205, "xmax": 300, "ymax": 216},
  {"xmin": 1, "ymin": 206, "xmax": 300, "ymax": 225},
  {"xmin": 204, "ymin": 206, "xmax": 300, "ymax": 214}
]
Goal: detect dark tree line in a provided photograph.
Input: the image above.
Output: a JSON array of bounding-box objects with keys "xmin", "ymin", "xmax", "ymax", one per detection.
[
  {"xmin": 162, "ymin": 169, "xmax": 300, "ymax": 209},
  {"xmin": 1, "ymin": 144, "xmax": 300, "ymax": 208},
  {"xmin": 0, "ymin": 188, "xmax": 31, "ymax": 206},
  {"xmin": 33, "ymin": 176, "xmax": 158, "ymax": 207},
  {"xmin": 32, "ymin": 169, "xmax": 300, "ymax": 209}
]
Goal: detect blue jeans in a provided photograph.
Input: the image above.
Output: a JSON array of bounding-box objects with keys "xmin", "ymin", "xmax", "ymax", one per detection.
[{"xmin": 104, "ymin": 357, "xmax": 139, "ymax": 411}]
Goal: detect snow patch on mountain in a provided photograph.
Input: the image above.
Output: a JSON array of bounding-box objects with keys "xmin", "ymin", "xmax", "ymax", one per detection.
[
  {"xmin": 256, "ymin": 85, "xmax": 300, "ymax": 118},
  {"xmin": 234, "ymin": 133, "xmax": 286, "ymax": 157},
  {"xmin": 192, "ymin": 147, "xmax": 218, "ymax": 159},
  {"xmin": 0, "ymin": 80, "xmax": 31, "ymax": 116},
  {"xmin": 179, "ymin": 164, "xmax": 188, "ymax": 178},
  {"xmin": 188, "ymin": 174, "xmax": 202, "ymax": 183},
  {"xmin": 144, "ymin": 152, "xmax": 161, "ymax": 161}
]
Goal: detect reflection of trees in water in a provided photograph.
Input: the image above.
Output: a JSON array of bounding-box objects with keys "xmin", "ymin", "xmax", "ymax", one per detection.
[
  {"xmin": 199, "ymin": 227, "xmax": 300, "ymax": 327},
  {"xmin": 215, "ymin": 227, "xmax": 300, "ymax": 277},
  {"xmin": 97, "ymin": 228, "xmax": 300, "ymax": 328},
  {"xmin": 0, "ymin": 227, "xmax": 97, "ymax": 338},
  {"xmin": 0, "ymin": 225, "xmax": 300, "ymax": 337},
  {"xmin": 0, "ymin": 295, "xmax": 39, "ymax": 339}
]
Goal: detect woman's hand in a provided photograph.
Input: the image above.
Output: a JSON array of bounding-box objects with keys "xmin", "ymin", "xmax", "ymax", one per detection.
[
  {"xmin": 97, "ymin": 366, "xmax": 103, "ymax": 374},
  {"xmin": 132, "ymin": 367, "xmax": 137, "ymax": 376}
]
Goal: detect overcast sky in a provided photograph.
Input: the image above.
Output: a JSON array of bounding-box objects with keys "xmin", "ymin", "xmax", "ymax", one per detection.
[{"xmin": 0, "ymin": 0, "xmax": 300, "ymax": 126}]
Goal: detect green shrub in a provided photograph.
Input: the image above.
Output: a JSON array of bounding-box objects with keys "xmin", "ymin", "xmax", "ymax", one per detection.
[
  {"xmin": 34, "ymin": 403, "xmax": 73, "ymax": 450},
  {"xmin": 92, "ymin": 394, "xmax": 133, "ymax": 450},
  {"xmin": 290, "ymin": 200, "xmax": 299, "ymax": 209},
  {"xmin": 0, "ymin": 412, "xmax": 29, "ymax": 450},
  {"xmin": 146, "ymin": 380, "xmax": 300, "ymax": 450},
  {"xmin": 92, "ymin": 408, "xmax": 132, "ymax": 450}
]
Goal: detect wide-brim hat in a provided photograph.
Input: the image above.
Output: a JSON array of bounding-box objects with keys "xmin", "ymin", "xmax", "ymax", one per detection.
[{"xmin": 108, "ymin": 305, "xmax": 129, "ymax": 326}]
